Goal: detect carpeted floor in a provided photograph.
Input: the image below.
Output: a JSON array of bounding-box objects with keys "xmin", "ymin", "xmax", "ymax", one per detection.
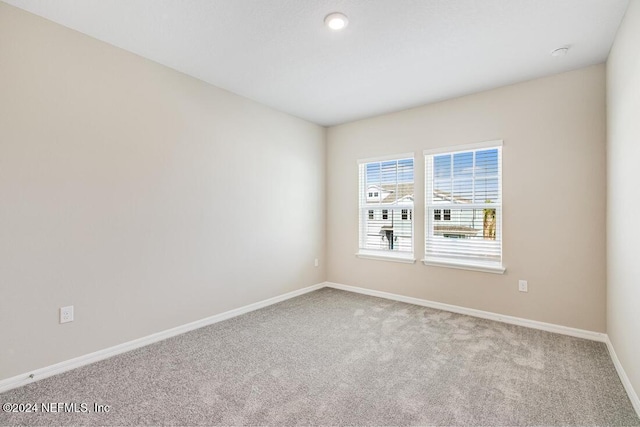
[{"xmin": 0, "ymin": 288, "xmax": 638, "ymax": 426}]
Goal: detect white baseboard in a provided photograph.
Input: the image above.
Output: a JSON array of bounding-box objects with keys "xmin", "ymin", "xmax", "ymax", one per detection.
[
  {"xmin": 0, "ymin": 282, "xmax": 325, "ymax": 394},
  {"xmin": 606, "ymin": 336, "xmax": 640, "ymax": 417},
  {"xmin": 325, "ymin": 282, "xmax": 607, "ymax": 342}
]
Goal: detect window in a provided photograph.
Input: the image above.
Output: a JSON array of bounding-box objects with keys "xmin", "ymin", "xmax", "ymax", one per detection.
[
  {"xmin": 434, "ymin": 209, "xmax": 451, "ymax": 221},
  {"xmin": 368, "ymin": 192, "xmax": 373, "ymax": 197},
  {"xmin": 424, "ymin": 141, "xmax": 504, "ymax": 273},
  {"xmin": 358, "ymin": 154, "xmax": 415, "ymax": 262}
]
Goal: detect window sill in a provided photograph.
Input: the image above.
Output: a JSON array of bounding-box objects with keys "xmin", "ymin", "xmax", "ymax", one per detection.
[
  {"xmin": 421, "ymin": 257, "xmax": 506, "ymax": 274},
  {"xmin": 356, "ymin": 251, "xmax": 416, "ymax": 264}
]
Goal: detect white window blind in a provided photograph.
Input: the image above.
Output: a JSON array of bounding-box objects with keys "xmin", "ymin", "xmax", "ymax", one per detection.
[
  {"xmin": 424, "ymin": 142, "xmax": 503, "ymax": 269},
  {"xmin": 358, "ymin": 155, "xmax": 414, "ymax": 258}
]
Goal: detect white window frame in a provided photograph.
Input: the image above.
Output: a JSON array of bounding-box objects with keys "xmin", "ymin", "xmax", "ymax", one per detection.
[
  {"xmin": 356, "ymin": 153, "xmax": 416, "ymax": 264},
  {"xmin": 423, "ymin": 140, "xmax": 505, "ymax": 274}
]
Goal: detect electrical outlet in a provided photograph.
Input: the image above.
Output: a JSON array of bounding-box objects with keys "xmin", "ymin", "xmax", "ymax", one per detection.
[
  {"xmin": 518, "ymin": 280, "xmax": 528, "ymax": 293},
  {"xmin": 314, "ymin": 258, "xmax": 319, "ymax": 267},
  {"xmin": 60, "ymin": 306, "xmax": 74, "ymax": 324}
]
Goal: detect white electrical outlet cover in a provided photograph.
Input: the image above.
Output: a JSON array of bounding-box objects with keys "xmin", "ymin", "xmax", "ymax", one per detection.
[
  {"xmin": 60, "ymin": 306, "xmax": 74, "ymax": 323},
  {"xmin": 518, "ymin": 280, "xmax": 528, "ymax": 292}
]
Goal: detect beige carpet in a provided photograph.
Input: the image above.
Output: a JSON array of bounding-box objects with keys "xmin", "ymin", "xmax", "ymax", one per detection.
[{"xmin": 0, "ymin": 288, "xmax": 638, "ymax": 425}]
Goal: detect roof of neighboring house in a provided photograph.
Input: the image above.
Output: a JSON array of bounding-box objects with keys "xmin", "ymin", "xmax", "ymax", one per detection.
[
  {"xmin": 378, "ymin": 183, "xmax": 414, "ymax": 204},
  {"xmin": 367, "ymin": 186, "xmax": 477, "ymax": 205},
  {"xmin": 434, "ymin": 225, "xmax": 479, "ymax": 236},
  {"xmin": 433, "ymin": 189, "xmax": 472, "ymax": 204}
]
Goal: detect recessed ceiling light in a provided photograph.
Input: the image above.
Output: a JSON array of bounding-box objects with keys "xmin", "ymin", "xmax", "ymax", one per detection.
[
  {"xmin": 551, "ymin": 47, "xmax": 570, "ymax": 57},
  {"xmin": 324, "ymin": 12, "xmax": 348, "ymax": 31}
]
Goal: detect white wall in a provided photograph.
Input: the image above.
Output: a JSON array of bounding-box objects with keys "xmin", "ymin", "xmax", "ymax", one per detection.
[
  {"xmin": 0, "ymin": 3, "xmax": 325, "ymax": 380},
  {"xmin": 607, "ymin": 0, "xmax": 640, "ymax": 407},
  {"xmin": 327, "ymin": 65, "xmax": 607, "ymax": 332}
]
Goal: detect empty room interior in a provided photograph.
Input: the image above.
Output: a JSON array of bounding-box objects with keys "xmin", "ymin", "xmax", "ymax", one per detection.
[{"xmin": 1, "ymin": 0, "xmax": 639, "ymax": 425}]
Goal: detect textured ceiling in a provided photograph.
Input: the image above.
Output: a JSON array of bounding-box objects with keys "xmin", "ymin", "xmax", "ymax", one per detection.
[{"xmin": 2, "ymin": 0, "xmax": 629, "ymax": 126}]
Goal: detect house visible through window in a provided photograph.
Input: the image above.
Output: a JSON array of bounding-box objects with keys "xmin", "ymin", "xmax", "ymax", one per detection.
[
  {"xmin": 424, "ymin": 141, "xmax": 504, "ymax": 272},
  {"xmin": 358, "ymin": 154, "xmax": 415, "ymax": 260}
]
